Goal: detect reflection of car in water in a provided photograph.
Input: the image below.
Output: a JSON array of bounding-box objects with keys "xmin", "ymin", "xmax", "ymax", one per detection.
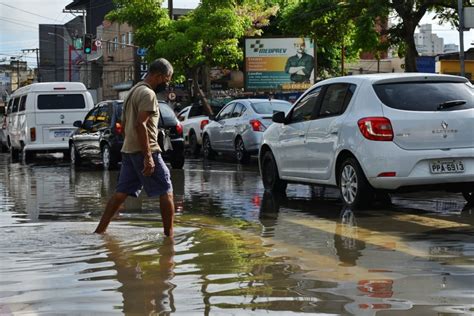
[{"xmin": 258, "ymin": 192, "xmax": 474, "ymax": 315}]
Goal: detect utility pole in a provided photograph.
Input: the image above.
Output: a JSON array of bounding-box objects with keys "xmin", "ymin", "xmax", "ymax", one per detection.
[
  {"xmin": 458, "ymin": 0, "xmax": 465, "ymax": 77},
  {"xmin": 168, "ymin": 0, "xmax": 173, "ymax": 19},
  {"xmin": 21, "ymin": 48, "xmax": 40, "ymax": 82}
]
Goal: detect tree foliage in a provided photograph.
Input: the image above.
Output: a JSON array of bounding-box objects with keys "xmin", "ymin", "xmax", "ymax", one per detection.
[{"xmin": 107, "ymin": 0, "xmax": 277, "ymax": 113}]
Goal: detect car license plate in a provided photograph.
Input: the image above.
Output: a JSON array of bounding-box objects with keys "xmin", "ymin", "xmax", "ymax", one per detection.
[
  {"xmin": 429, "ymin": 160, "xmax": 465, "ymax": 174},
  {"xmin": 53, "ymin": 130, "xmax": 72, "ymax": 138}
]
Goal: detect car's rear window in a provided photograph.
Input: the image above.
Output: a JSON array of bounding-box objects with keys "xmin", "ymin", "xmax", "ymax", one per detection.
[
  {"xmin": 251, "ymin": 101, "xmax": 291, "ymax": 114},
  {"xmin": 373, "ymin": 82, "xmax": 473, "ymax": 111},
  {"xmin": 38, "ymin": 94, "xmax": 86, "ymax": 110},
  {"xmin": 159, "ymin": 102, "xmax": 177, "ymax": 126}
]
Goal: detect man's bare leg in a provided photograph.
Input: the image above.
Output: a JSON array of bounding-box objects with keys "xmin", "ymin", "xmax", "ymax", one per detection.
[
  {"xmin": 160, "ymin": 192, "xmax": 175, "ymax": 237},
  {"xmin": 94, "ymin": 192, "xmax": 129, "ymax": 234}
]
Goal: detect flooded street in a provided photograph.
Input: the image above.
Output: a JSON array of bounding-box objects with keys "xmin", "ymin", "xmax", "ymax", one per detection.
[{"xmin": 0, "ymin": 154, "xmax": 473, "ymax": 315}]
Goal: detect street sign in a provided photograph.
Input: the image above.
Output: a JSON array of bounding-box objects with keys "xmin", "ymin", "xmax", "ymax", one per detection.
[
  {"xmin": 137, "ymin": 47, "xmax": 148, "ymax": 57},
  {"xmin": 94, "ymin": 40, "xmax": 102, "ymax": 48},
  {"xmin": 168, "ymin": 92, "xmax": 176, "ymax": 101}
]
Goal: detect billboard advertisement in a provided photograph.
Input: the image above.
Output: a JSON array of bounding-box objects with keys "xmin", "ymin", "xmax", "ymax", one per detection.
[{"xmin": 245, "ymin": 37, "xmax": 315, "ymax": 91}]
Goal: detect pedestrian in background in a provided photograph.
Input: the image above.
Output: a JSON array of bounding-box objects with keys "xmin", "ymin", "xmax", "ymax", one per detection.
[{"xmin": 95, "ymin": 58, "xmax": 175, "ymax": 237}]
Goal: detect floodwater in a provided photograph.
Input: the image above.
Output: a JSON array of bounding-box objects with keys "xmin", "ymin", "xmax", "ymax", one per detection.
[{"xmin": 0, "ymin": 154, "xmax": 473, "ymax": 315}]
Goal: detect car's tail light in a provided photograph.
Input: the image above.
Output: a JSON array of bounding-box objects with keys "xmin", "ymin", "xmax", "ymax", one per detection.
[
  {"xmin": 250, "ymin": 119, "xmax": 265, "ymax": 132},
  {"xmin": 175, "ymin": 122, "xmax": 183, "ymax": 136},
  {"xmin": 114, "ymin": 122, "xmax": 123, "ymax": 135},
  {"xmin": 358, "ymin": 117, "xmax": 393, "ymax": 141},
  {"xmin": 200, "ymin": 119, "xmax": 209, "ymax": 130},
  {"xmin": 30, "ymin": 127, "xmax": 36, "ymax": 142}
]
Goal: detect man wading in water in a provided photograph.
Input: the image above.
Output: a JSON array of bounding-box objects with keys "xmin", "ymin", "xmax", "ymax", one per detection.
[{"xmin": 95, "ymin": 58, "xmax": 175, "ymax": 237}]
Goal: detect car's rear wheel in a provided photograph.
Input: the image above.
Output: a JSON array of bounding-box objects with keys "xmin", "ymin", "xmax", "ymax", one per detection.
[
  {"xmin": 261, "ymin": 151, "xmax": 287, "ymax": 193},
  {"xmin": 202, "ymin": 134, "xmax": 215, "ymax": 160},
  {"xmin": 189, "ymin": 132, "xmax": 200, "ymax": 156},
  {"xmin": 23, "ymin": 150, "xmax": 35, "ymax": 163},
  {"xmin": 102, "ymin": 144, "xmax": 117, "ymax": 170},
  {"xmin": 463, "ymin": 190, "xmax": 474, "ymax": 204},
  {"xmin": 235, "ymin": 137, "xmax": 250, "ymax": 164},
  {"xmin": 338, "ymin": 157, "xmax": 373, "ymax": 209},
  {"xmin": 70, "ymin": 143, "xmax": 81, "ymax": 167}
]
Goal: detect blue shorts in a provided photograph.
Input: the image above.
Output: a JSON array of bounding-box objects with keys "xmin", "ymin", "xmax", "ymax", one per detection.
[{"xmin": 116, "ymin": 152, "xmax": 173, "ymax": 198}]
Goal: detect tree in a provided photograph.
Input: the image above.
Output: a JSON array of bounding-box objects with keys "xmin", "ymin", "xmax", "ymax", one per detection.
[
  {"xmin": 279, "ymin": 0, "xmax": 468, "ymax": 73},
  {"xmin": 278, "ymin": 0, "xmax": 361, "ymax": 77},
  {"xmin": 108, "ymin": 0, "xmax": 277, "ymax": 115}
]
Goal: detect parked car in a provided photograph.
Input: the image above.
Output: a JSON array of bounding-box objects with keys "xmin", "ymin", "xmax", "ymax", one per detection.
[
  {"xmin": 202, "ymin": 98, "xmax": 292, "ymax": 163},
  {"xmin": 177, "ymin": 101, "xmax": 224, "ymax": 155},
  {"xmin": 69, "ymin": 100, "xmax": 124, "ymax": 170},
  {"xmin": 70, "ymin": 100, "xmax": 185, "ymax": 170},
  {"xmin": 259, "ymin": 73, "xmax": 474, "ymax": 207}
]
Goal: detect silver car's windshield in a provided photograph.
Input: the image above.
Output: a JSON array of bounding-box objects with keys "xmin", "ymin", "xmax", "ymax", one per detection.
[{"xmin": 251, "ymin": 101, "xmax": 291, "ymax": 114}]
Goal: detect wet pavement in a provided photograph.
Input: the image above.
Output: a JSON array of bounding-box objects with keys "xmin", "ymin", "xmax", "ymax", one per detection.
[{"xmin": 0, "ymin": 153, "xmax": 473, "ymax": 315}]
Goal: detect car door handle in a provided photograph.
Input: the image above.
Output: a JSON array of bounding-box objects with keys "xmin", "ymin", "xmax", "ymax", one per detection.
[
  {"xmin": 330, "ymin": 131, "xmax": 338, "ymax": 135},
  {"xmin": 298, "ymin": 132, "xmax": 305, "ymax": 137}
]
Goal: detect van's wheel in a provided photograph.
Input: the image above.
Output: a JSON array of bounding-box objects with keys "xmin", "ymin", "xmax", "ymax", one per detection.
[
  {"xmin": 102, "ymin": 144, "xmax": 117, "ymax": 170},
  {"xmin": 463, "ymin": 190, "xmax": 474, "ymax": 204},
  {"xmin": 189, "ymin": 132, "xmax": 200, "ymax": 156},
  {"xmin": 23, "ymin": 150, "xmax": 35, "ymax": 163},
  {"xmin": 338, "ymin": 157, "xmax": 374, "ymax": 209},
  {"xmin": 235, "ymin": 137, "xmax": 250, "ymax": 164},
  {"xmin": 202, "ymin": 134, "xmax": 215, "ymax": 160},
  {"xmin": 261, "ymin": 151, "xmax": 287, "ymax": 193},
  {"xmin": 11, "ymin": 147, "xmax": 20, "ymax": 162},
  {"xmin": 70, "ymin": 143, "xmax": 81, "ymax": 167}
]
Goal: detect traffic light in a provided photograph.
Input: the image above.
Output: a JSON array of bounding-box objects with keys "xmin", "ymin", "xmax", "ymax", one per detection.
[{"xmin": 83, "ymin": 34, "xmax": 92, "ymax": 54}]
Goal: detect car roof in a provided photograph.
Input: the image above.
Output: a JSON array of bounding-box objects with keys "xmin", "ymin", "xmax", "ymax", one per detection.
[
  {"xmin": 232, "ymin": 98, "xmax": 291, "ymax": 104},
  {"xmin": 314, "ymin": 73, "xmax": 469, "ymax": 86}
]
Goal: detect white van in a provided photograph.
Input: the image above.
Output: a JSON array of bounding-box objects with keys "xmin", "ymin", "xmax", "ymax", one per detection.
[{"xmin": 6, "ymin": 82, "xmax": 94, "ymax": 162}]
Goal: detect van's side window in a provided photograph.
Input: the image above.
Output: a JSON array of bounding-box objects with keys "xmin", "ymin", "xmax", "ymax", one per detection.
[
  {"xmin": 38, "ymin": 94, "xmax": 86, "ymax": 110},
  {"xmin": 19, "ymin": 96, "xmax": 27, "ymax": 112},
  {"xmin": 12, "ymin": 98, "xmax": 19, "ymax": 113}
]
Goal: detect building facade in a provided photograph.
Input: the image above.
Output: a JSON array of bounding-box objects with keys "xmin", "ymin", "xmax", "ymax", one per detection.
[
  {"xmin": 101, "ymin": 22, "xmax": 136, "ymax": 100},
  {"xmin": 414, "ymin": 24, "xmax": 444, "ymax": 56}
]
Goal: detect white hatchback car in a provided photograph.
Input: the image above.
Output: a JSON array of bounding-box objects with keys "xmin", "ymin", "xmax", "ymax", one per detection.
[{"xmin": 259, "ymin": 73, "xmax": 474, "ymax": 208}]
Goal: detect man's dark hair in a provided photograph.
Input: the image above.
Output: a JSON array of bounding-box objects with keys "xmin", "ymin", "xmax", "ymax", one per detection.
[{"xmin": 148, "ymin": 58, "xmax": 173, "ymax": 76}]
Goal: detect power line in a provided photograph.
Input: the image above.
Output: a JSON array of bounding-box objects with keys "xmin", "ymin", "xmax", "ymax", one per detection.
[{"xmin": 0, "ymin": 2, "xmax": 66, "ymax": 23}]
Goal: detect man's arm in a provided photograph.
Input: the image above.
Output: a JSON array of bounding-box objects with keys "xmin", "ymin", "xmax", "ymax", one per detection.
[{"xmin": 135, "ymin": 111, "xmax": 155, "ymax": 176}]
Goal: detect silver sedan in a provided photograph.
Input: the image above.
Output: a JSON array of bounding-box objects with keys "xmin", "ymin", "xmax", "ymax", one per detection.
[{"xmin": 202, "ymin": 98, "xmax": 292, "ymax": 163}]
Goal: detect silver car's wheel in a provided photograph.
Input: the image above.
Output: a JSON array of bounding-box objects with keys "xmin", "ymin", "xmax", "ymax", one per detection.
[
  {"xmin": 338, "ymin": 157, "xmax": 373, "ymax": 209},
  {"xmin": 203, "ymin": 134, "xmax": 215, "ymax": 160},
  {"xmin": 341, "ymin": 165, "xmax": 358, "ymax": 204},
  {"xmin": 235, "ymin": 137, "xmax": 250, "ymax": 164}
]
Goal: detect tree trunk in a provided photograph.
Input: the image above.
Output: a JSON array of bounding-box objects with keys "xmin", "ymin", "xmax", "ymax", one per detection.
[
  {"xmin": 192, "ymin": 67, "xmax": 214, "ymax": 116},
  {"xmin": 403, "ymin": 32, "xmax": 418, "ymax": 72}
]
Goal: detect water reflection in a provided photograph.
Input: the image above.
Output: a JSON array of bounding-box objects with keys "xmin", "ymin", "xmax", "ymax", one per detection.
[{"xmin": 103, "ymin": 236, "xmax": 176, "ymax": 314}]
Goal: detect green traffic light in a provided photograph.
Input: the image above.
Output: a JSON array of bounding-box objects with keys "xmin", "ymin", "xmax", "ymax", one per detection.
[{"xmin": 84, "ymin": 47, "xmax": 91, "ymax": 54}]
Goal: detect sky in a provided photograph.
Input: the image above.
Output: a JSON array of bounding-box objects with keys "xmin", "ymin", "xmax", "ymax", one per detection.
[{"xmin": 1, "ymin": 0, "xmax": 473, "ymax": 68}]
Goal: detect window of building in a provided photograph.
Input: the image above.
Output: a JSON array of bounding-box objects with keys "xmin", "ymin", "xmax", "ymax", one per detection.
[
  {"xmin": 113, "ymin": 37, "xmax": 118, "ymax": 51},
  {"xmin": 128, "ymin": 32, "xmax": 133, "ymax": 45},
  {"xmin": 121, "ymin": 34, "xmax": 126, "ymax": 48}
]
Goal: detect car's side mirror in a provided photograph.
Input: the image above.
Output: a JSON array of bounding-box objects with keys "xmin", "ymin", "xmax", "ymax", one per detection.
[
  {"xmin": 209, "ymin": 114, "xmax": 216, "ymax": 121},
  {"xmin": 73, "ymin": 120, "xmax": 82, "ymax": 128},
  {"xmin": 272, "ymin": 111, "xmax": 286, "ymax": 124}
]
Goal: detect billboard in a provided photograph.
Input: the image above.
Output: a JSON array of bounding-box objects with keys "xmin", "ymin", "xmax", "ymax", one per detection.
[{"xmin": 245, "ymin": 37, "xmax": 315, "ymax": 91}]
